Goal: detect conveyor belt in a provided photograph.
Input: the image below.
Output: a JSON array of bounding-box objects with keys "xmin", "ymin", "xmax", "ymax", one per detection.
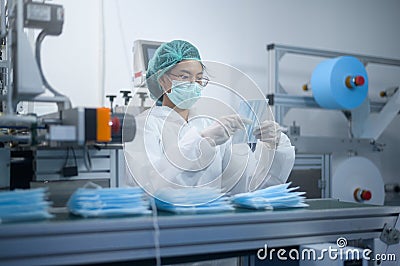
[{"xmin": 0, "ymin": 199, "xmax": 399, "ymax": 266}]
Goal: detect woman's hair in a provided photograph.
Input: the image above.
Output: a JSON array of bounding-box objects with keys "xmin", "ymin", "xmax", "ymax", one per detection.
[{"xmin": 145, "ymin": 40, "xmax": 202, "ymax": 105}]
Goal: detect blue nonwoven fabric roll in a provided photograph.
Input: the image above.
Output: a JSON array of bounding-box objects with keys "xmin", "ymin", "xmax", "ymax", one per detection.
[{"xmin": 311, "ymin": 56, "xmax": 368, "ymax": 110}]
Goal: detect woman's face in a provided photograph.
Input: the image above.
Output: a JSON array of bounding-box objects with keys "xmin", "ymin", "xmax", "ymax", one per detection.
[{"xmin": 159, "ymin": 60, "xmax": 203, "ymax": 93}]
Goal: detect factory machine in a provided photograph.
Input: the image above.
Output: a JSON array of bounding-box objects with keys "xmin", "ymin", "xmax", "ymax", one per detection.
[
  {"xmin": 264, "ymin": 44, "xmax": 400, "ymax": 265},
  {"xmin": 266, "ymin": 44, "xmax": 400, "ymax": 206},
  {"xmin": 1, "ymin": 1, "xmax": 400, "ymax": 265},
  {"xmin": 0, "ymin": 0, "xmax": 136, "ymax": 205}
]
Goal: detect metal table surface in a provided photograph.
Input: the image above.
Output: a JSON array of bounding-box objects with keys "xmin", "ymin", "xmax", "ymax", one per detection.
[{"xmin": 0, "ymin": 199, "xmax": 399, "ymax": 266}]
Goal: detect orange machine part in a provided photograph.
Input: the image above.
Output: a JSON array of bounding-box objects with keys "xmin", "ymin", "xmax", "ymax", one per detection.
[{"xmin": 96, "ymin": 107, "xmax": 111, "ymax": 142}]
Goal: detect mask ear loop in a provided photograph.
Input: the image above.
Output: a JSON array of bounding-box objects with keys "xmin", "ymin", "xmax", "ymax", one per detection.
[
  {"xmin": 158, "ymin": 72, "xmax": 173, "ymax": 95},
  {"xmin": 164, "ymin": 74, "xmax": 176, "ymax": 96},
  {"xmin": 82, "ymin": 181, "xmax": 102, "ymax": 189}
]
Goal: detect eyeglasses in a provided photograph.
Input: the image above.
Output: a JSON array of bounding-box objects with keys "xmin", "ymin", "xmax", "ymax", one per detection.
[{"xmin": 168, "ymin": 73, "xmax": 209, "ymax": 87}]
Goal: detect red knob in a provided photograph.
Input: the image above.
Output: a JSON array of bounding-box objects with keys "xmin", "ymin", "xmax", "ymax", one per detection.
[
  {"xmin": 361, "ymin": 190, "xmax": 372, "ymax": 201},
  {"xmin": 111, "ymin": 116, "xmax": 121, "ymax": 134},
  {"xmin": 354, "ymin": 188, "xmax": 372, "ymax": 202},
  {"xmin": 354, "ymin": 76, "xmax": 365, "ymax": 86}
]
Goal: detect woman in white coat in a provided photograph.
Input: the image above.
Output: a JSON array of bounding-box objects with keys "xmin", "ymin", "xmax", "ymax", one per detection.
[{"xmin": 124, "ymin": 40, "xmax": 295, "ymax": 202}]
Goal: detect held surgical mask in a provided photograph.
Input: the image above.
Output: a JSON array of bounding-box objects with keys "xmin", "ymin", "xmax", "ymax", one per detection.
[
  {"xmin": 233, "ymin": 99, "xmax": 269, "ymax": 144},
  {"xmin": 166, "ymin": 80, "xmax": 202, "ymax": 109}
]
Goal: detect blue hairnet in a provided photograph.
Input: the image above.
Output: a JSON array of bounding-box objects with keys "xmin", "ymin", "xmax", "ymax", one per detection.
[{"xmin": 146, "ymin": 40, "xmax": 202, "ymax": 105}]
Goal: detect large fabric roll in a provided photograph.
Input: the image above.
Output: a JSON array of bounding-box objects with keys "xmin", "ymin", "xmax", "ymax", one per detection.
[
  {"xmin": 332, "ymin": 156, "xmax": 384, "ymax": 205},
  {"xmin": 311, "ymin": 56, "xmax": 368, "ymax": 109}
]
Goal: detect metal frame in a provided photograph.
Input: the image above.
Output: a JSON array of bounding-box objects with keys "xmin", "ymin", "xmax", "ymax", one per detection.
[
  {"xmin": 0, "ymin": 0, "xmax": 71, "ymax": 131},
  {"xmin": 266, "ymin": 43, "xmax": 400, "ymax": 203},
  {"xmin": 33, "ymin": 147, "xmax": 118, "ymax": 187},
  {"xmin": 271, "ymin": 93, "xmax": 387, "ymax": 114},
  {"xmin": 292, "ymin": 154, "xmax": 331, "ymax": 198},
  {"xmin": 0, "ymin": 148, "xmax": 10, "ymax": 188},
  {"xmin": 267, "ymin": 43, "xmax": 400, "ymax": 124}
]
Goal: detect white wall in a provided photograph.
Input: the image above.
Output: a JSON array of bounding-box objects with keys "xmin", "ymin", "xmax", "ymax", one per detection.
[
  {"xmin": 41, "ymin": 0, "xmax": 400, "ymax": 183},
  {"xmin": 40, "ymin": 0, "xmax": 102, "ymax": 109}
]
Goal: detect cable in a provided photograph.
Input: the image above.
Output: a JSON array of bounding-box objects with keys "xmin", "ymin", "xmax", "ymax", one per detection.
[
  {"xmin": 65, "ymin": 147, "xmax": 78, "ymax": 168},
  {"xmin": 83, "ymin": 146, "xmax": 92, "ymax": 171},
  {"xmin": 71, "ymin": 147, "xmax": 77, "ymax": 167},
  {"xmin": 114, "ymin": 0, "xmax": 133, "ymax": 86},
  {"xmin": 62, "ymin": 146, "xmax": 78, "ymax": 175},
  {"xmin": 149, "ymin": 197, "xmax": 161, "ymax": 266}
]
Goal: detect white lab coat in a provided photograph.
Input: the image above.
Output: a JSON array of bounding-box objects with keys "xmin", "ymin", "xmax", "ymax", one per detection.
[{"xmin": 124, "ymin": 106, "xmax": 295, "ymax": 196}]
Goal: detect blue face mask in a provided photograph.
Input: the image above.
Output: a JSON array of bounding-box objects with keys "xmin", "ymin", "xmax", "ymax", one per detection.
[
  {"xmin": 233, "ymin": 99, "xmax": 269, "ymax": 144},
  {"xmin": 153, "ymin": 187, "xmax": 234, "ymax": 214},
  {"xmin": 231, "ymin": 183, "xmax": 309, "ymax": 210},
  {"xmin": 166, "ymin": 80, "xmax": 202, "ymax": 109},
  {"xmin": 0, "ymin": 188, "xmax": 54, "ymax": 223}
]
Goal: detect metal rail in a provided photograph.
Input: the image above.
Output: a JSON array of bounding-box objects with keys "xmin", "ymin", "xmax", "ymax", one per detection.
[{"xmin": 267, "ymin": 43, "xmax": 400, "ymax": 67}]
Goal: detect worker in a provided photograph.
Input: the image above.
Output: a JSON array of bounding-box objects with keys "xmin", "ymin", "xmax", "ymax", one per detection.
[{"xmin": 124, "ymin": 40, "xmax": 295, "ymax": 201}]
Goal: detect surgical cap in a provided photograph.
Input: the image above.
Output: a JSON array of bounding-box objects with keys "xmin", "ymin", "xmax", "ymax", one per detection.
[{"xmin": 146, "ymin": 40, "xmax": 202, "ymax": 104}]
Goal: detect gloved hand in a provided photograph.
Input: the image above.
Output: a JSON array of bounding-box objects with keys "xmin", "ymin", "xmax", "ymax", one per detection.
[
  {"xmin": 253, "ymin": 120, "xmax": 281, "ymax": 149},
  {"xmin": 201, "ymin": 115, "xmax": 252, "ymax": 146}
]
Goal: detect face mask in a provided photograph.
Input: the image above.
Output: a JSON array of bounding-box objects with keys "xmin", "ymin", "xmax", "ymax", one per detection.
[
  {"xmin": 153, "ymin": 187, "xmax": 234, "ymax": 214},
  {"xmin": 67, "ymin": 185, "xmax": 151, "ymax": 218},
  {"xmin": 0, "ymin": 188, "xmax": 53, "ymax": 223},
  {"xmin": 231, "ymin": 183, "xmax": 309, "ymax": 210},
  {"xmin": 166, "ymin": 80, "xmax": 202, "ymax": 109},
  {"xmin": 233, "ymin": 99, "xmax": 269, "ymax": 144}
]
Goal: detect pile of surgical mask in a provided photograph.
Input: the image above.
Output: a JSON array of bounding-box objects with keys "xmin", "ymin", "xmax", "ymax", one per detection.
[
  {"xmin": 154, "ymin": 187, "xmax": 234, "ymax": 214},
  {"xmin": 233, "ymin": 99, "xmax": 269, "ymax": 144},
  {"xmin": 0, "ymin": 188, "xmax": 53, "ymax": 223},
  {"xmin": 231, "ymin": 183, "xmax": 308, "ymax": 210},
  {"xmin": 67, "ymin": 186, "xmax": 151, "ymax": 218}
]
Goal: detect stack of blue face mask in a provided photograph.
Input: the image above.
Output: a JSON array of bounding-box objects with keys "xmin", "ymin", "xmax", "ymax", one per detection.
[
  {"xmin": 154, "ymin": 187, "xmax": 234, "ymax": 214},
  {"xmin": 231, "ymin": 183, "xmax": 308, "ymax": 210},
  {"xmin": 0, "ymin": 188, "xmax": 53, "ymax": 223},
  {"xmin": 67, "ymin": 186, "xmax": 151, "ymax": 218}
]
